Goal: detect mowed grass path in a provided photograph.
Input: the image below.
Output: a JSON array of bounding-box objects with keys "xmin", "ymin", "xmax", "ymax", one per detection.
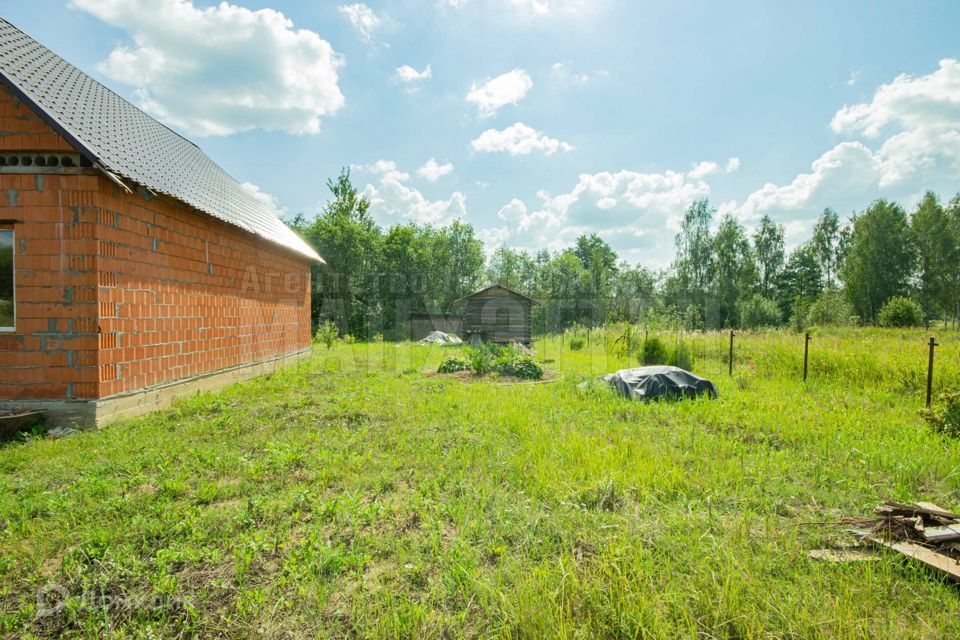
[{"xmin": 2, "ymin": 329, "xmax": 960, "ymax": 638}]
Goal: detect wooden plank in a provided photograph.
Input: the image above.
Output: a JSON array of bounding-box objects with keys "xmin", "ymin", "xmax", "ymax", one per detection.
[
  {"xmin": 915, "ymin": 502, "xmax": 960, "ymax": 520},
  {"xmin": 858, "ymin": 532, "xmax": 960, "ymax": 582},
  {"xmin": 922, "ymin": 525, "xmax": 960, "ymax": 543},
  {"xmin": 880, "ymin": 501, "xmax": 960, "ymax": 521}
]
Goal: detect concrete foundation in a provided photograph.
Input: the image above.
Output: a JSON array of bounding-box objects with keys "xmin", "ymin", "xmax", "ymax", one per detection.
[{"xmin": 0, "ymin": 348, "xmax": 312, "ymax": 429}]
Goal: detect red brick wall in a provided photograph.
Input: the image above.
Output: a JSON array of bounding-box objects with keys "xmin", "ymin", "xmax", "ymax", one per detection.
[
  {"xmin": 0, "ymin": 85, "xmax": 99, "ymax": 400},
  {"xmin": 94, "ymin": 188, "xmax": 312, "ymax": 397},
  {"xmin": 0, "ymin": 84, "xmax": 312, "ymax": 402}
]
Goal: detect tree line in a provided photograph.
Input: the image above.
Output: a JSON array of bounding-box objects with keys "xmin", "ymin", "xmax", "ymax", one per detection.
[{"xmin": 291, "ymin": 168, "xmax": 960, "ymax": 339}]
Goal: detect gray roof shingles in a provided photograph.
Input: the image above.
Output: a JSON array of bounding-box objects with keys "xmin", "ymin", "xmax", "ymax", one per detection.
[{"xmin": 0, "ymin": 18, "xmax": 322, "ymax": 263}]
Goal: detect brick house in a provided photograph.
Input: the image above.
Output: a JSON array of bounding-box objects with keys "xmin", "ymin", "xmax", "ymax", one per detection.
[{"xmin": 0, "ymin": 19, "xmax": 323, "ymax": 427}]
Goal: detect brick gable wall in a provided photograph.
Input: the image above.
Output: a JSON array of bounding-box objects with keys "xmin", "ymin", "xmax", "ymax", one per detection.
[{"xmin": 0, "ymin": 84, "xmax": 312, "ymax": 403}]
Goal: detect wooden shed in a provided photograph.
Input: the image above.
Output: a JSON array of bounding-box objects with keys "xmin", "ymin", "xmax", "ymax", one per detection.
[{"xmin": 453, "ymin": 285, "xmax": 536, "ymax": 345}]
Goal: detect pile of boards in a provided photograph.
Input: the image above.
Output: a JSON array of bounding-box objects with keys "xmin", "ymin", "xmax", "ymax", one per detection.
[{"xmin": 849, "ymin": 501, "xmax": 960, "ymax": 581}]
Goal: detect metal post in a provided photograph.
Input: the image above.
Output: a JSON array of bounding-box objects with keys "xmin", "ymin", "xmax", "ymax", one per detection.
[
  {"xmin": 803, "ymin": 332, "xmax": 811, "ymax": 381},
  {"xmin": 728, "ymin": 329, "xmax": 735, "ymax": 376},
  {"xmin": 927, "ymin": 336, "xmax": 938, "ymax": 408}
]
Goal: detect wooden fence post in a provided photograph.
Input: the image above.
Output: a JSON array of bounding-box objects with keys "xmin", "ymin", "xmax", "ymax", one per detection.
[
  {"xmin": 728, "ymin": 329, "xmax": 735, "ymax": 376},
  {"xmin": 927, "ymin": 336, "xmax": 938, "ymax": 408},
  {"xmin": 803, "ymin": 332, "xmax": 811, "ymax": 381}
]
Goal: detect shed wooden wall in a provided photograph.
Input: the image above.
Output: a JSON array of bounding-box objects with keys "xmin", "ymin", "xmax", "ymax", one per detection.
[{"xmin": 461, "ymin": 289, "xmax": 532, "ymax": 344}]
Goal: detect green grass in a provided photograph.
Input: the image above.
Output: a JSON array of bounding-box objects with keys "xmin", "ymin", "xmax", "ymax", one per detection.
[{"xmin": 2, "ymin": 328, "xmax": 960, "ymax": 638}]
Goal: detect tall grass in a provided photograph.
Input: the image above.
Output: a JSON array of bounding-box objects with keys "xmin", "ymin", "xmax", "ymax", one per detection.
[{"xmin": 1, "ymin": 328, "xmax": 959, "ymax": 637}]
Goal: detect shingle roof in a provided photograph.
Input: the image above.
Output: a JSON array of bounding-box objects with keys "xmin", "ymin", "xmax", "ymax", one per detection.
[{"xmin": 0, "ymin": 18, "xmax": 322, "ymax": 263}]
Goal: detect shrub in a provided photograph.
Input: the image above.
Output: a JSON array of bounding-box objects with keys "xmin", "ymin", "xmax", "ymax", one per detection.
[
  {"xmin": 738, "ymin": 295, "xmax": 782, "ymax": 329},
  {"xmin": 639, "ymin": 336, "xmax": 668, "ymax": 365},
  {"xmin": 877, "ymin": 296, "xmax": 924, "ymax": 328},
  {"xmin": 920, "ymin": 390, "xmax": 960, "ymax": 438},
  {"xmin": 498, "ymin": 355, "xmax": 544, "ymax": 380},
  {"xmin": 668, "ymin": 341, "xmax": 695, "ymax": 371},
  {"xmin": 314, "ymin": 320, "xmax": 338, "ymax": 349},
  {"xmin": 437, "ymin": 356, "xmax": 470, "ymax": 374},
  {"xmin": 343, "ymin": 334, "xmax": 356, "ymax": 344},
  {"xmin": 807, "ymin": 289, "xmax": 857, "ymax": 327},
  {"xmin": 612, "ymin": 324, "xmax": 644, "ymax": 357},
  {"xmin": 465, "ymin": 347, "xmax": 493, "ymax": 375},
  {"xmin": 569, "ymin": 336, "xmax": 586, "ymax": 351}
]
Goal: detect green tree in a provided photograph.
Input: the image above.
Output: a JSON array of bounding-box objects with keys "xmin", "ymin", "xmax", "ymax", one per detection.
[
  {"xmin": 538, "ymin": 250, "xmax": 591, "ymax": 330},
  {"xmin": 711, "ymin": 214, "xmax": 757, "ymax": 327},
  {"xmin": 753, "ymin": 215, "xmax": 784, "ymax": 298},
  {"xmin": 840, "ymin": 199, "xmax": 914, "ymax": 323},
  {"xmin": 671, "ymin": 199, "xmax": 714, "ymax": 320},
  {"xmin": 431, "ymin": 220, "xmax": 485, "ymax": 308},
  {"xmin": 486, "ymin": 247, "xmax": 536, "ymax": 294},
  {"xmin": 609, "ymin": 263, "xmax": 657, "ymax": 323},
  {"xmin": 911, "ymin": 191, "xmax": 959, "ymax": 323},
  {"xmin": 379, "ymin": 224, "xmax": 435, "ymax": 338},
  {"xmin": 299, "ymin": 168, "xmax": 382, "ymax": 337},
  {"xmin": 777, "ymin": 243, "xmax": 822, "ymax": 321},
  {"xmin": 811, "ymin": 208, "xmax": 845, "ymax": 288},
  {"xmin": 948, "ymin": 194, "xmax": 960, "ymax": 326}
]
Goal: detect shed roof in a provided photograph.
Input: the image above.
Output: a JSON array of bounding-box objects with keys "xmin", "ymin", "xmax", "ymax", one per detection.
[
  {"xmin": 453, "ymin": 284, "xmax": 538, "ymax": 306},
  {"xmin": 0, "ymin": 18, "xmax": 322, "ymax": 263}
]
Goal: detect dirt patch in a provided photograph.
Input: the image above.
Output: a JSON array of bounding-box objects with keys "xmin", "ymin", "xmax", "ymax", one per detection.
[{"xmin": 426, "ymin": 369, "xmax": 561, "ymax": 385}]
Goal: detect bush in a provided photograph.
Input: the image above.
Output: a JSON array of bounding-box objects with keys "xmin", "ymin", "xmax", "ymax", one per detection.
[
  {"xmin": 738, "ymin": 295, "xmax": 781, "ymax": 329},
  {"xmin": 920, "ymin": 390, "xmax": 960, "ymax": 438},
  {"xmin": 437, "ymin": 356, "xmax": 470, "ymax": 374},
  {"xmin": 441, "ymin": 343, "xmax": 544, "ymax": 380},
  {"xmin": 877, "ymin": 296, "xmax": 924, "ymax": 328},
  {"xmin": 807, "ymin": 289, "xmax": 857, "ymax": 327},
  {"xmin": 498, "ymin": 355, "xmax": 544, "ymax": 380},
  {"xmin": 569, "ymin": 336, "xmax": 586, "ymax": 351},
  {"xmin": 343, "ymin": 334, "xmax": 356, "ymax": 344},
  {"xmin": 612, "ymin": 324, "xmax": 643, "ymax": 357},
  {"xmin": 314, "ymin": 320, "xmax": 338, "ymax": 349},
  {"xmin": 639, "ymin": 336, "xmax": 668, "ymax": 365},
  {"xmin": 465, "ymin": 347, "xmax": 493, "ymax": 375},
  {"xmin": 668, "ymin": 341, "xmax": 695, "ymax": 371}
]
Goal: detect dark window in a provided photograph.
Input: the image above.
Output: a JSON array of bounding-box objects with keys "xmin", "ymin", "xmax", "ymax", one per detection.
[{"xmin": 0, "ymin": 229, "xmax": 12, "ymax": 330}]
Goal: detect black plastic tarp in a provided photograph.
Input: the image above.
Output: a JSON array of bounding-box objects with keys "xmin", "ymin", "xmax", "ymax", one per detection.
[{"xmin": 601, "ymin": 366, "xmax": 718, "ymax": 401}]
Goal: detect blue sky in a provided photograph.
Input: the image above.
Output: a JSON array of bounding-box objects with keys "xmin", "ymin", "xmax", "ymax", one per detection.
[{"xmin": 5, "ymin": 0, "xmax": 960, "ymax": 265}]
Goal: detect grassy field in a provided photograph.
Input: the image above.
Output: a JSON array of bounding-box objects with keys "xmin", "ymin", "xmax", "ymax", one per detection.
[{"xmin": 2, "ymin": 327, "xmax": 960, "ymax": 638}]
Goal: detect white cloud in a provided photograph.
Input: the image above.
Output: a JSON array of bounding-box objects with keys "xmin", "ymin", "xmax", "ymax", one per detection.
[
  {"xmin": 360, "ymin": 161, "xmax": 466, "ymax": 225},
  {"xmin": 470, "ymin": 122, "xmax": 573, "ymax": 155},
  {"xmin": 395, "ymin": 64, "xmax": 432, "ymax": 83},
  {"xmin": 847, "ymin": 69, "xmax": 860, "ymax": 86},
  {"xmin": 687, "ymin": 161, "xmax": 719, "ymax": 179},
  {"xmin": 241, "ymin": 182, "xmax": 287, "ymax": 216},
  {"xmin": 466, "ymin": 68, "xmax": 533, "ymax": 117},
  {"xmin": 729, "ymin": 59, "xmax": 960, "ymax": 229},
  {"xmin": 70, "ymin": 0, "xmax": 344, "ymax": 137},
  {"xmin": 725, "ymin": 157, "xmax": 741, "ymax": 173},
  {"xmin": 417, "ymin": 159, "xmax": 454, "ymax": 181},
  {"xmin": 483, "ymin": 167, "xmax": 715, "ymax": 264},
  {"xmin": 551, "ymin": 61, "xmax": 591, "ymax": 84},
  {"xmin": 338, "ymin": 3, "xmax": 382, "ymax": 41},
  {"xmin": 445, "ymin": 0, "xmax": 590, "ymax": 17}
]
